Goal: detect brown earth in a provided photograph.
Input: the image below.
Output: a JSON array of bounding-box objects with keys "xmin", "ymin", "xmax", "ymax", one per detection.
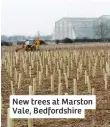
[{"xmin": 1, "ymin": 44, "xmax": 110, "ymax": 127}]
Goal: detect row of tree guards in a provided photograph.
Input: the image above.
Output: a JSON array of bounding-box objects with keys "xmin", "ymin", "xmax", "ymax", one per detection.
[
  {"xmin": 1, "ymin": 48, "xmax": 110, "ymax": 127},
  {"xmin": 2, "ymin": 50, "xmax": 109, "ymax": 91},
  {"xmin": 10, "ymin": 74, "xmax": 96, "ymax": 96}
]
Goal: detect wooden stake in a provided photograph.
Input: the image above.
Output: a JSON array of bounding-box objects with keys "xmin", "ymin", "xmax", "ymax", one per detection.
[
  {"xmin": 18, "ymin": 73, "xmax": 22, "ymax": 89},
  {"xmin": 58, "ymin": 69, "xmax": 61, "ymax": 84},
  {"xmin": 64, "ymin": 73, "xmax": 68, "ymax": 89},
  {"xmin": 33, "ymin": 78, "xmax": 36, "ymax": 94},
  {"xmin": 85, "ymin": 70, "xmax": 87, "ymax": 84},
  {"xmin": 28, "ymin": 86, "xmax": 33, "ymax": 127},
  {"xmin": 10, "ymin": 65, "xmax": 12, "ymax": 77},
  {"xmin": 73, "ymin": 78, "xmax": 77, "ymax": 95},
  {"xmin": 87, "ymin": 76, "xmax": 91, "ymax": 94},
  {"xmin": 46, "ymin": 65, "xmax": 48, "ymax": 77},
  {"xmin": 11, "ymin": 81, "xmax": 15, "ymax": 95},
  {"xmin": 38, "ymin": 71, "xmax": 42, "ymax": 87},
  {"xmin": 51, "ymin": 75, "xmax": 54, "ymax": 92},
  {"xmin": 29, "ymin": 66, "xmax": 31, "ymax": 78},
  {"xmin": 58, "ymin": 83, "xmax": 62, "ymax": 95},
  {"xmin": 104, "ymin": 73, "xmax": 107, "ymax": 90},
  {"xmin": 7, "ymin": 108, "xmax": 14, "ymax": 127},
  {"xmin": 92, "ymin": 88, "xmax": 95, "ymax": 95}
]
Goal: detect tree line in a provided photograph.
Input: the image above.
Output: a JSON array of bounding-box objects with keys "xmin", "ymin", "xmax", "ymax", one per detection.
[{"xmin": 1, "ymin": 20, "xmax": 110, "ymax": 46}]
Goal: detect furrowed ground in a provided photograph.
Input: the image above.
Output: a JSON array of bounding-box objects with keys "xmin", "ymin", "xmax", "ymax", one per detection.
[{"xmin": 1, "ymin": 43, "xmax": 110, "ymax": 127}]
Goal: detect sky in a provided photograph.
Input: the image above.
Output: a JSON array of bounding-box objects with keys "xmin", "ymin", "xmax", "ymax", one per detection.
[{"xmin": 1, "ymin": 0, "xmax": 110, "ymax": 36}]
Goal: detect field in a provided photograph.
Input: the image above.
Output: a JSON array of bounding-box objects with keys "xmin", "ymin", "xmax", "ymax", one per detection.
[{"xmin": 1, "ymin": 43, "xmax": 110, "ymax": 127}]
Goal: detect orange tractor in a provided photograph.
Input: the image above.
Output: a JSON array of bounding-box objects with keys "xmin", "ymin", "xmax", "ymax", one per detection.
[{"xmin": 16, "ymin": 37, "xmax": 40, "ymax": 52}]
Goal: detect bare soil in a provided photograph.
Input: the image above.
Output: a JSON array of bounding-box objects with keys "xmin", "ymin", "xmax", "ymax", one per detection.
[{"xmin": 1, "ymin": 44, "xmax": 110, "ymax": 127}]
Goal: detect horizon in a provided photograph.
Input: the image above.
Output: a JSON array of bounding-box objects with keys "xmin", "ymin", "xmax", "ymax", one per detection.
[{"xmin": 1, "ymin": 34, "xmax": 52, "ymax": 37}]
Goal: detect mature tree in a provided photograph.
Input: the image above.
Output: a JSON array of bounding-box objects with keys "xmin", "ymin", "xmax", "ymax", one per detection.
[{"xmin": 94, "ymin": 20, "xmax": 110, "ymax": 40}]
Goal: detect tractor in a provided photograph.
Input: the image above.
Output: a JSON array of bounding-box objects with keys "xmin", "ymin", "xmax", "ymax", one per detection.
[{"xmin": 16, "ymin": 37, "xmax": 40, "ymax": 52}]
